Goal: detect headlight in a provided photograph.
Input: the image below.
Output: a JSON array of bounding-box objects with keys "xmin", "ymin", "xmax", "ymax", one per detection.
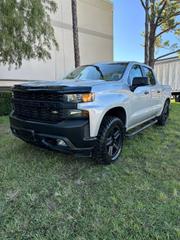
[{"xmin": 64, "ymin": 93, "xmax": 95, "ymax": 103}]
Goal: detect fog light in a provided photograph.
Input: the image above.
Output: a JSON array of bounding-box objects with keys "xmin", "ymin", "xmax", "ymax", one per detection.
[
  {"xmin": 67, "ymin": 109, "xmax": 89, "ymax": 118},
  {"xmin": 57, "ymin": 139, "xmax": 67, "ymax": 147}
]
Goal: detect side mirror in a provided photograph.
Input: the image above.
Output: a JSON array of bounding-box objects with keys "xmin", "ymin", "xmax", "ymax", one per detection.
[{"xmin": 130, "ymin": 77, "xmax": 148, "ymax": 91}]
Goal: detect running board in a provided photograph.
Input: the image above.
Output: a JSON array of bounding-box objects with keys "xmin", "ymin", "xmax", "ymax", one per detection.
[{"xmin": 126, "ymin": 119, "xmax": 158, "ymax": 138}]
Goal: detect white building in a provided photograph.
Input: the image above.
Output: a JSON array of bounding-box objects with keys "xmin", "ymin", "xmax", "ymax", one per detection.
[{"xmin": 0, "ymin": 0, "xmax": 113, "ymax": 86}]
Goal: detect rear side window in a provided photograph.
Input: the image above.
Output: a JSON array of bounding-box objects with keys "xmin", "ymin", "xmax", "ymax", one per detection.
[
  {"xmin": 142, "ymin": 67, "xmax": 156, "ymax": 85},
  {"xmin": 129, "ymin": 65, "xmax": 143, "ymax": 84}
]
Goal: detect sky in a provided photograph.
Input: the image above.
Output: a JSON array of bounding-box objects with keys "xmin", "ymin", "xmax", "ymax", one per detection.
[{"xmin": 113, "ymin": 0, "xmax": 179, "ymax": 62}]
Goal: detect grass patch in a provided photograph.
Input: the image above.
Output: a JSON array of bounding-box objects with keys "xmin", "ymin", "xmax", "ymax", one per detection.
[
  {"xmin": 0, "ymin": 92, "xmax": 12, "ymax": 116},
  {"xmin": 0, "ymin": 103, "xmax": 180, "ymax": 239}
]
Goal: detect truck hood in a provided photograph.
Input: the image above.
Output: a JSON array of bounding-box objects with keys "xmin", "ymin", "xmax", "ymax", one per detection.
[
  {"xmin": 18, "ymin": 79, "xmax": 106, "ymax": 88},
  {"xmin": 14, "ymin": 79, "xmax": 125, "ymax": 93}
]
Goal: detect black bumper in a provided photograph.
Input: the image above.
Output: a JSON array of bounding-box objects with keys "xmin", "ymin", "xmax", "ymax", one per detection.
[{"xmin": 10, "ymin": 114, "xmax": 96, "ymax": 154}]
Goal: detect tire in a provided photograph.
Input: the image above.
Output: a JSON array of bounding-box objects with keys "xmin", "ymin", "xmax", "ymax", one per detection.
[
  {"xmin": 92, "ymin": 116, "xmax": 124, "ymax": 164},
  {"xmin": 175, "ymin": 95, "xmax": 180, "ymax": 102},
  {"xmin": 157, "ymin": 100, "xmax": 170, "ymax": 126}
]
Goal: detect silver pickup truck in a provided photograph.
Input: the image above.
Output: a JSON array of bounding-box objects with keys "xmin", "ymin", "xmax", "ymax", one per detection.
[{"xmin": 10, "ymin": 62, "xmax": 171, "ymax": 164}]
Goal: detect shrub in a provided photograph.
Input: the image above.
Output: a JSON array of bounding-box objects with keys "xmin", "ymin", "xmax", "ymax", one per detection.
[{"xmin": 0, "ymin": 91, "xmax": 12, "ymax": 116}]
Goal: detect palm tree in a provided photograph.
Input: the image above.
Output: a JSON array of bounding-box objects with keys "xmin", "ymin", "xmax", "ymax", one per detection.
[{"xmin": 71, "ymin": 0, "xmax": 80, "ymax": 68}]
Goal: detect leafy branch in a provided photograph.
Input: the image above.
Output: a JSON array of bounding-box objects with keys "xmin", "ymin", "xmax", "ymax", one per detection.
[{"xmin": 0, "ymin": 0, "xmax": 58, "ymax": 68}]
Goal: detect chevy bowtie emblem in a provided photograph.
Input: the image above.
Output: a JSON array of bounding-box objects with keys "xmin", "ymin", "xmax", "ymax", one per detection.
[{"xmin": 51, "ymin": 110, "xmax": 59, "ymax": 114}]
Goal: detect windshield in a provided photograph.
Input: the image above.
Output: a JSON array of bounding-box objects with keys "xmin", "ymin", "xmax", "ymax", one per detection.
[{"xmin": 64, "ymin": 63, "xmax": 127, "ymax": 81}]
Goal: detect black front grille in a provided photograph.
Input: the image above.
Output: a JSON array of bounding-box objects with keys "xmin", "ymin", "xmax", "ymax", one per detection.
[
  {"xmin": 12, "ymin": 90, "xmax": 74, "ymax": 123},
  {"xmin": 14, "ymin": 91, "xmax": 64, "ymax": 102}
]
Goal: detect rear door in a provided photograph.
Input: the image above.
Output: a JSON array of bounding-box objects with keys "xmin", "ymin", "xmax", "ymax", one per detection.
[
  {"xmin": 128, "ymin": 64, "xmax": 152, "ymax": 127},
  {"xmin": 141, "ymin": 66, "xmax": 162, "ymax": 116}
]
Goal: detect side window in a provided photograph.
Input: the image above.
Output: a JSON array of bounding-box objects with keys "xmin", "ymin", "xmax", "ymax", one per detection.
[
  {"xmin": 129, "ymin": 65, "xmax": 143, "ymax": 84},
  {"xmin": 142, "ymin": 67, "xmax": 156, "ymax": 85}
]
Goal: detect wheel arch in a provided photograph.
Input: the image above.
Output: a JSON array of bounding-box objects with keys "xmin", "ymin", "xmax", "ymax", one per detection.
[
  {"xmin": 98, "ymin": 107, "xmax": 127, "ymax": 132},
  {"xmin": 104, "ymin": 107, "xmax": 126, "ymax": 125}
]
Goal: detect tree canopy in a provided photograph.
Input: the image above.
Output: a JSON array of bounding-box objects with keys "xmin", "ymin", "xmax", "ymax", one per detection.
[
  {"xmin": 140, "ymin": 0, "xmax": 180, "ymax": 67},
  {"xmin": 0, "ymin": 0, "xmax": 58, "ymax": 68}
]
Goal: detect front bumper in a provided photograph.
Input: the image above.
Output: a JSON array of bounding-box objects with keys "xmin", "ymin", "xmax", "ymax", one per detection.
[{"xmin": 10, "ymin": 113, "xmax": 96, "ymax": 154}]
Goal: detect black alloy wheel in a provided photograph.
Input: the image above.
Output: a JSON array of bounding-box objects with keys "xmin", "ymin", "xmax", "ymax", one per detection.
[
  {"xmin": 93, "ymin": 116, "xmax": 124, "ymax": 164},
  {"xmin": 106, "ymin": 125, "xmax": 122, "ymax": 161}
]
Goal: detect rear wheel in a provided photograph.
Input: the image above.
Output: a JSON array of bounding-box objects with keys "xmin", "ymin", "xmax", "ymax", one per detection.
[
  {"xmin": 157, "ymin": 100, "xmax": 170, "ymax": 126},
  {"xmin": 175, "ymin": 95, "xmax": 180, "ymax": 102},
  {"xmin": 92, "ymin": 116, "xmax": 124, "ymax": 164}
]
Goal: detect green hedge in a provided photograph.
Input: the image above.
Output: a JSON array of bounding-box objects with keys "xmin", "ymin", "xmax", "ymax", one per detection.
[{"xmin": 0, "ymin": 91, "xmax": 12, "ymax": 116}]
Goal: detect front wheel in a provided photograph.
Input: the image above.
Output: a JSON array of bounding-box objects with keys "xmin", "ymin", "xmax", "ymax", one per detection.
[
  {"xmin": 157, "ymin": 100, "xmax": 170, "ymax": 126},
  {"xmin": 92, "ymin": 116, "xmax": 124, "ymax": 164}
]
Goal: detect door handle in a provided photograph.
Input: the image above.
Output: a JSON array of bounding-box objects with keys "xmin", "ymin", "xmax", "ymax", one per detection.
[
  {"xmin": 144, "ymin": 91, "xmax": 149, "ymax": 95},
  {"xmin": 157, "ymin": 90, "xmax": 161, "ymax": 93}
]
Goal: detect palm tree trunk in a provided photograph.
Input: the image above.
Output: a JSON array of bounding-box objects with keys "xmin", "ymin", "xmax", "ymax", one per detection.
[{"xmin": 71, "ymin": 0, "xmax": 80, "ymax": 68}]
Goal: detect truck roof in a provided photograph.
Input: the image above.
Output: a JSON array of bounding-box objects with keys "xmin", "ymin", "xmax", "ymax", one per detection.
[{"xmin": 93, "ymin": 61, "xmax": 152, "ymax": 69}]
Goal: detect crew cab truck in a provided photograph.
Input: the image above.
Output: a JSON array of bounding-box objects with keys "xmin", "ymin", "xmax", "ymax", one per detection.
[{"xmin": 10, "ymin": 62, "xmax": 171, "ymax": 164}]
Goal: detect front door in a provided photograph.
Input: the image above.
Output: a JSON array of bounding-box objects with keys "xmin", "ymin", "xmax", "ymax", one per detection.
[{"xmin": 128, "ymin": 64, "xmax": 152, "ymax": 127}]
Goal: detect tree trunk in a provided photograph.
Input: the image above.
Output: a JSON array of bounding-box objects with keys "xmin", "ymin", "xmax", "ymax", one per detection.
[
  {"xmin": 148, "ymin": 24, "xmax": 155, "ymax": 68},
  {"xmin": 144, "ymin": 0, "xmax": 149, "ymax": 64},
  {"xmin": 71, "ymin": 0, "xmax": 80, "ymax": 68},
  {"xmin": 148, "ymin": 1, "xmax": 155, "ymax": 68}
]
